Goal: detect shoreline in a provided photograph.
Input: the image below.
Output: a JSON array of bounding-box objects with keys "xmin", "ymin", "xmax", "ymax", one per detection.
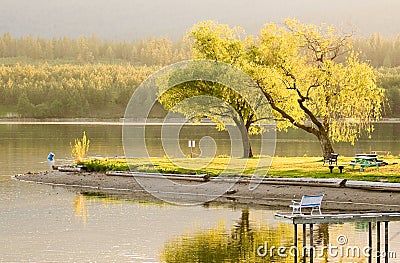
[
  {"xmin": 14, "ymin": 171, "xmax": 400, "ymax": 212},
  {"xmin": 1, "ymin": 117, "xmax": 400, "ymax": 125}
]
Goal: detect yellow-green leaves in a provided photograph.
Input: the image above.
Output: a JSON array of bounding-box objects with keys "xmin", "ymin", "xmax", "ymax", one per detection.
[
  {"xmin": 186, "ymin": 19, "xmax": 385, "ymax": 154},
  {"xmin": 71, "ymin": 131, "xmax": 90, "ymax": 164},
  {"xmin": 187, "ymin": 20, "xmax": 246, "ymax": 64}
]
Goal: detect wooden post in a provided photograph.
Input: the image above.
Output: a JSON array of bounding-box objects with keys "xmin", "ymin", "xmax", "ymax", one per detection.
[
  {"xmin": 303, "ymin": 224, "xmax": 307, "ymax": 262},
  {"xmin": 369, "ymin": 222, "xmax": 372, "ymax": 263},
  {"xmin": 188, "ymin": 140, "xmax": 195, "ymax": 158},
  {"xmin": 377, "ymin": 221, "xmax": 381, "ymax": 263},
  {"xmin": 310, "ymin": 224, "xmax": 314, "ymax": 263},
  {"xmin": 294, "ymin": 224, "xmax": 298, "ymax": 263},
  {"xmin": 385, "ymin": 221, "xmax": 389, "ymax": 263}
]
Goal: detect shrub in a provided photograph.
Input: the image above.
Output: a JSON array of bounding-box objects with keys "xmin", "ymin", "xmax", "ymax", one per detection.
[{"xmin": 71, "ymin": 131, "xmax": 90, "ymax": 164}]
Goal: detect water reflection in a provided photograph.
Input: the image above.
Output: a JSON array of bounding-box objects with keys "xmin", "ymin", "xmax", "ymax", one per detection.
[
  {"xmin": 74, "ymin": 194, "xmax": 88, "ymax": 223},
  {"xmin": 2, "ymin": 178, "xmax": 400, "ymax": 262},
  {"xmin": 2, "ymin": 123, "xmax": 400, "ymax": 262},
  {"xmin": 161, "ymin": 208, "xmax": 295, "ymax": 263},
  {"xmin": 160, "ymin": 208, "xmax": 400, "ymax": 263}
]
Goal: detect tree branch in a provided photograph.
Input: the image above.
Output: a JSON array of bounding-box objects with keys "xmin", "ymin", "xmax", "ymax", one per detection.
[{"xmin": 254, "ymin": 82, "xmax": 318, "ymax": 135}]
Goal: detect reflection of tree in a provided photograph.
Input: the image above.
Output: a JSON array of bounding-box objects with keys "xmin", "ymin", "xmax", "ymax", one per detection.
[
  {"xmin": 73, "ymin": 193, "xmax": 122, "ymax": 223},
  {"xmin": 230, "ymin": 208, "xmax": 253, "ymax": 261},
  {"xmin": 161, "ymin": 209, "xmax": 294, "ymax": 263},
  {"xmin": 74, "ymin": 194, "xmax": 88, "ymax": 223},
  {"xmin": 73, "ymin": 192, "xmax": 166, "ymax": 223},
  {"xmin": 315, "ymin": 223, "xmax": 329, "ymax": 262}
]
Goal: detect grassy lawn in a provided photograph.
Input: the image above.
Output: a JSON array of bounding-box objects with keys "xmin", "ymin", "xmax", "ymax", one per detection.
[{"xmin": 84, "ymin": 155, "xmax": 400, "ymax": 183}]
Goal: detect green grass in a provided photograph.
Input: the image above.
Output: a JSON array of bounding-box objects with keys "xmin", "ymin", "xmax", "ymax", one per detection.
[{"xmin": 84, "ymin": 155, "xmax": 400, "ymax": 182}]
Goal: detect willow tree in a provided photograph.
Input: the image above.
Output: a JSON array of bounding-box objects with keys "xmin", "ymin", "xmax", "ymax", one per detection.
[
  {"xmin": 188, "ymin": 19, "xmax": 385, "ymax": 158},
  {"xmin": 158, "ymin": 62, "xmax": 271, "ymax": 158}
]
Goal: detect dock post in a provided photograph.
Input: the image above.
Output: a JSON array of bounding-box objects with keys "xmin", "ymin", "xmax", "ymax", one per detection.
[
  {"xmin": 385, "ymin": 221, "xmax": 389, "ymax": 263},
  {"xmin": 369, "ymin": 222, "xmax": 372, "ymax": 263},
  {"xmin": 377, "ymin": 221, "xmax": 381, "ymax": 263},
  {"xmin": 294, "ymin": 224, "xmax": 298, "ymax": 263},
  {"xmin": 303, "ymin": 224, "xmax": 307, "ymax": 262},
  {"xmin": 310, "ymin": 224, "xmax": 314, "ymax": 263}
]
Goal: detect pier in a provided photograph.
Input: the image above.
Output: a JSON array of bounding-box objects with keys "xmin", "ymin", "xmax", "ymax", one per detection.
[{"xmin": 275, "ymin": 212, "xmax": 400, "ymax": 263}]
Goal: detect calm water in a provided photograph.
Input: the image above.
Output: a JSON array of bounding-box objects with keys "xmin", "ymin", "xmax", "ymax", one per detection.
[{"xmin": 1, "ymin": 123, "xmax": 400, "ymax": 262}]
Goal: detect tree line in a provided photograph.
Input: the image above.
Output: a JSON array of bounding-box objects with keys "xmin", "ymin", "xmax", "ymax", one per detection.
[
  {"xmin": 1, "ymin": 33, "xmax": 400, "ymax": 67},
  {"xmin": 0, "ymin": 32, "xmax": 399, "ymax": 119},
  {"xmin": 378, "ymin": 67, "xmax": 400, "ymax": 117},
  {"xmin": 0, "ymin": 61, "xmax": 399, "ymax": 119},
  {"xmin": 0, "ymin": 33, "xmax": 190, "ymax": 65},
  {"xmin": 0, "ymin": 64, "xmax": 159, "ymax": 118}
]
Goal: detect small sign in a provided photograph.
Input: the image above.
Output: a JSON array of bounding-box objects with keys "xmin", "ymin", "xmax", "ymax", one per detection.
[{"xmin": 188, "ymin": 140, "xmax": 195, "ymax": 158}]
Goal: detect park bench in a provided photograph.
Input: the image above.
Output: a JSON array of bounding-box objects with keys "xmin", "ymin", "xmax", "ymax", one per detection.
[
  {"xmin": 290, "ymin": 194, "xmax": 324, "ymax": 215},
  {"xmin": 323, "ymin": 153, "xmax": 339, "ymax": 166},
  {"xmin": 324, "ymin": 153, "xmax": 343, "ymax": 173}
]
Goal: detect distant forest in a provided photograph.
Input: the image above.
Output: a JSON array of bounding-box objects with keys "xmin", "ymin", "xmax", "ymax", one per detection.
[
  {"xmin": 1, "ymin": 33, "xmax": 400, "ymax": 67},
  {"xmin": 0, "ymin": 33, "xmax": 399, "ymax": 118},
  {"xmin": 0, "ymin": 33, "xmax": 190, "ymax": 66}
]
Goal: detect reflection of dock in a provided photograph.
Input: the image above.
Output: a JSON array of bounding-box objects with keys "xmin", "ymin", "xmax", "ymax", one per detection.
[{"xmin": 275, "ymin": 212, "xmax": 400, "ymax": 263}]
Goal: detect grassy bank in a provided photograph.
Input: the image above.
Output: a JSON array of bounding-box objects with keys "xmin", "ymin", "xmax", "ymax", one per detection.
[{"xmin": 84, "ymin": 156, "xmax": 400, "ymax": 182}]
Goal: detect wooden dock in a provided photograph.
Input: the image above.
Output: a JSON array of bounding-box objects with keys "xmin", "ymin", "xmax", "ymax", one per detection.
[
  {"xmin": 274, "ymin": 212, "xmax": 400, "ymax": 263},
  {"xmin": 275, "ymin": 211, "xmax": 400, "ymax": 224}
]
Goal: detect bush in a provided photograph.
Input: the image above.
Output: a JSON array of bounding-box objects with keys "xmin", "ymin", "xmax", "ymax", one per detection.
[
  {"xmin": 71, "ymin": 132, "xmax": 90, "ymax": 164},
  {"xmin": 84, "ymin": 159, "xmax": 129, "ymax": 172}
]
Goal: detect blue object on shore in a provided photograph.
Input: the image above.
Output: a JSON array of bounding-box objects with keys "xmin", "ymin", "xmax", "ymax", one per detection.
[{"xmin": 47, "ymin": 152, "xmax": 55, "ymax": 161}]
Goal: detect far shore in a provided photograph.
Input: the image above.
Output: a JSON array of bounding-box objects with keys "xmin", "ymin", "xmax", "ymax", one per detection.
[
  {"xmin": 1, "ymin": 117, "xmax": 400, "ymax": 125},
  {"xmin": 14, "ymin": 171, "xmax": 400, "ymax": 212}
]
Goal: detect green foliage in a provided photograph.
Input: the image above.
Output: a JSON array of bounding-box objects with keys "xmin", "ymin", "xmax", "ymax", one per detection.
[
  {"xmin": 157, "ymin": 60, "xmax": 272, "ymax": 157},
  {"xmin": 0, "ymin": 32, "xmax": 398, "ymax": 120},
  {"xmin": 84, "ymin": 159, "xmax": 129, "ymax": 172},
  {"xmin": 353, "ymin": 34, "xmax": 400, "ymax": 68},
  {"xmin": 186, "ymin": 19, "xmax": 385, "ymax": 157},
  {"xmin": 71, "ymin": 132, "xmax": 90, "ymax": 164},
  {"xmin": 377, "ymin": 67, "xmax": 400, "ymax": 117},
  {"xmin": 0, "ymin": 64, "xmax": 158, "ymax": 118},
  {"xmin": 2, "ymin": 32, "xmax": 400, "ymax": 68},
  {"xmin": 16, "ymin": 92, "xmax": 34, "ymax": 117},
  {"xmin": 0, "ymin": 33, "xmax": 190, "ymax": 66}
]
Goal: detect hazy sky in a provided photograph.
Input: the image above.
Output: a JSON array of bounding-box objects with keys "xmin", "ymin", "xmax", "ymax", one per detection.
[{"xmin": 1, "ymin": 0, "xmax": 400, "ymax": 40}]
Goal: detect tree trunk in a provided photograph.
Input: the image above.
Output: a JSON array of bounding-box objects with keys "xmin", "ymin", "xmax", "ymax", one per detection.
[
  {"xmin": 242, "ymin": 133, "xmax": 253, "ymax": 158},
  {"xmin": 239, "ymin": 121, "xmax": 253, "ymax": 158},
  {"xmin": 233, "ymin": 116, "xmax": 253, "ymax": 158},
  {"xmin": 317, "ymin": 131, "xmax": 335, "ymax": 159}
]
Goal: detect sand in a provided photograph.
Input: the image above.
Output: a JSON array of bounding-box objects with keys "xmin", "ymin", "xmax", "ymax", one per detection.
[{"xmin": 14, "ymin": 171, "xmax": 400, "ymax": 212}]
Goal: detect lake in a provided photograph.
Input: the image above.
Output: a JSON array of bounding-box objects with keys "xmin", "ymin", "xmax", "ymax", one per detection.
[{"xmin": 0, "ymin": 122, "xmax": 400, "ymax": 262}]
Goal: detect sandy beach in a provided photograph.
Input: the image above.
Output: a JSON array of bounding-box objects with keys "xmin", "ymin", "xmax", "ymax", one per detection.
[{"xmin": 14, "ymin": 171, "xmax": 400, "ymax": 212}]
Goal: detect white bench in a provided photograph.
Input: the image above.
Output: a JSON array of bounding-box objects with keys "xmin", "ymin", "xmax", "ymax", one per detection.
[{"xmin": 290, "ymin": 194, "xmax": 324, "ymax": 215}]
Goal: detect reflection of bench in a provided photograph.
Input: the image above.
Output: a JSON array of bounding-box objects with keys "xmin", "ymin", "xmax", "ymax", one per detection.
[{"xmin": 290, "ymin": 194, "xmax": 324, "ymax": 215}]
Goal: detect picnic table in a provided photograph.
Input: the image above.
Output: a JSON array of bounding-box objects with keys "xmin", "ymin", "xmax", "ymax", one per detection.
[{"xmin": 350, "ymin": 154, "xmax": 381, "ymax": 171}]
